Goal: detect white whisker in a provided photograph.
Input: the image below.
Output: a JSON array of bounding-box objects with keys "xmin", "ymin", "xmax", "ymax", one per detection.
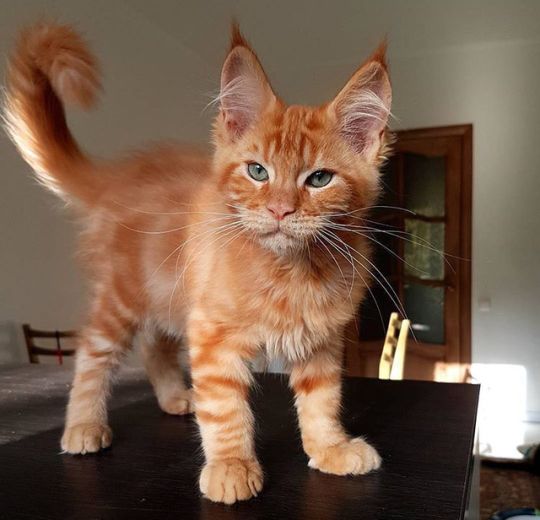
[
  {"xmin": 117, "ymin": 215, "xmax": 237, "ymax": 235},
  {"xmin": 147, "ymin": 219, "xmax": 242, "ymax": 284},
  {"xmin": 323, "ymin": 228, "xmax": 411, "ymax": 329},
  {"xmin": 111, "ymin": 199, "xmax": 234, "ymax": 217},
  {"xmin": 322, "ymin": 223, "xmax": 432, "ymax": 278},
  {"xmin": 167, "ymin": 222, "xmax": 245, "ymax": 328},
  {"xmin": 319, "ymin": 230, "xmax": 385, "ymax": 333}
]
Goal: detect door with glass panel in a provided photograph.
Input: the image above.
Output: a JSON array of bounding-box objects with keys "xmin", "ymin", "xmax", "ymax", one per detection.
[{"xmin": 345, "ymin": 125, "xmax": 472, "ymax": 382}]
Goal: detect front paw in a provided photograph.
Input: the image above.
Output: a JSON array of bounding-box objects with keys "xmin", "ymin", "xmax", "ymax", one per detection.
[
  {"xmin": 199, "ymin": 458, "xmax": 263, "ymax": 504},
  {"xmin": 308, "ymin": 437, "xmax": 381, "ymax": 475},
  {"xmin": 61, "ymin": 423, "xmax": 112, "ymax": 454}
]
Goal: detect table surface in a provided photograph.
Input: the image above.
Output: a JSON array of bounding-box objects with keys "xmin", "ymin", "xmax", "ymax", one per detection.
[{"xmin": 0, "ymin": 365, "xmax": 479, "ymax": 520}]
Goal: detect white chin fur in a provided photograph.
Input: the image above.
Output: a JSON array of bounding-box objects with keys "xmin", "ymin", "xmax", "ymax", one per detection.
[{"xmin": 259, "ymin": 232, "xmax": 301, "ymax": 254}]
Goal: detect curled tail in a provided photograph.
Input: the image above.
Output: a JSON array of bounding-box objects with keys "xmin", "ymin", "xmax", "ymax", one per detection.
[{"xmin": 3, "ymin": 22, "xmax": 103, "ymax": 206}]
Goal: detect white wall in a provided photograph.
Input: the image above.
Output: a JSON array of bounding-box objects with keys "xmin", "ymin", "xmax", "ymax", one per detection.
[
  {"xmin": 0, "ymin": 1, "xmax": 539, "ymax": 422},
  {"xmin": 0, "ymin": 0, "xmax": 214, "ymax": 362},
  {"xmin": 391, "ymin": 41, "xmax": 540, "ymax": 423}
]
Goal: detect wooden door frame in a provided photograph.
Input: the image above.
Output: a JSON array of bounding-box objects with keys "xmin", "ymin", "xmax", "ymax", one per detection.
[{"xmin": 345, "ymin": 124, "xmax": 473, "ymax": 379}]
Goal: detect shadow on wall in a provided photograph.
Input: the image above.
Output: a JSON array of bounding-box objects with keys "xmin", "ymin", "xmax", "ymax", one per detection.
[{"xmin": 0, "ymin": 321, "xmax": 26, "ymax": 364}]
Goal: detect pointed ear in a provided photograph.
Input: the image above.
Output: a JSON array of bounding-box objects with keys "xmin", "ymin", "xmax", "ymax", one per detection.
[
  {"xmin": 330, "ymin": 42, "xmax": 392, "ymax": 160},
  {"xmin": 218, "ymin": 24, "xmax": 276, "ymax": 139}
]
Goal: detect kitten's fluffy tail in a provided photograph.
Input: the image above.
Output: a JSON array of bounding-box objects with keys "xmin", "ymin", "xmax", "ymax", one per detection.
[{"xmin": 3, "ymin": 22, "xmax": 103, "ymax": 206}]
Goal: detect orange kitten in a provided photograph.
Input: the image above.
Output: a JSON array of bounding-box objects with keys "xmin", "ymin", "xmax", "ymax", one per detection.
[{"xmin": 4, "ymin": 23, "xmax": 392, "ymax": 504}]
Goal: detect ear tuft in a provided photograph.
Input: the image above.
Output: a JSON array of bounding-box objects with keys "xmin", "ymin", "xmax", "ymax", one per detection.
[
  {"xmin": 365, "ymin": 38, "xmax": 388, "ymax": 71},
  {"xmin": 229, "ymin": 20, "xmax": 250, "ymax": 51},
  {"xmin": 331, "ymin": 40, "xmax": 392, "ymax": 160},
  {"xmin": 218, "ymin": 25, "xmax": 276, "ymax": 140}
]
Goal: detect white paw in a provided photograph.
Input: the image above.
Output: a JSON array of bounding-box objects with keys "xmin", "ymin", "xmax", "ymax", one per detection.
[
  {"xmin": 199, "ymin": 458, "xmax": 263, "ymax": 504},
  {"xmin": 308, "ymin": 437, "xmax": 381, "ymax": 475},
  {"xmin": 61, "ymin": 423, "xmax": 112, "ymax": 454}
]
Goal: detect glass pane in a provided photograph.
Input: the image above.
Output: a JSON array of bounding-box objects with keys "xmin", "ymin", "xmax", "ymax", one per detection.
[
  {"xmin": 404, "ymin": 219, "xmax": 445, "ymax": 280},
  {"xmin": 404, "ymin": 153, "xmax": 445, "ymax": 217},
  {"xmin": 404, "ymin": 283, "xmax": 445, "ymax": 344},
  {"xmin": 379, "ymin": 156, "xmax": 399, "ymax": 207},
  {"xmin": 371, "ymin": 228, "xmax": 398, "ymax": 277}
]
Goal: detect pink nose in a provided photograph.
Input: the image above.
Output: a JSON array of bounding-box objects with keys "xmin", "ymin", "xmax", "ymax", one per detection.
[{"xmin": 267, "ymin": 202, "xmax": 296, "ymax": 221}]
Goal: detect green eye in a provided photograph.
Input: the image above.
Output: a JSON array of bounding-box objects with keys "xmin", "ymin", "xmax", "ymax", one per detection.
[
  {"xmin": 247, "ymin": 162, "xmax": 269, "ymax": 182},
  {"xmin": 306, "ymin": 170, "xmax": 333, "ymax": 188}
]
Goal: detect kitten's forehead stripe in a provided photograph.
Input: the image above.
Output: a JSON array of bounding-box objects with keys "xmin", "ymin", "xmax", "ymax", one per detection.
[
  {"xmin": 261, "ymin": 106, "xmax": 321, "ymax": 172},
  {"xmin": 248, "ymin": 142, "xmax": 260, "ymax": 154},
  {"xmin": 268, "ymin": 131, "xmax": 282, "ymax": 155}
]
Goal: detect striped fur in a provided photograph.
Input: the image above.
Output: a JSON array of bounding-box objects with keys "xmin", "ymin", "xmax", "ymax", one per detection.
[{"xmin": 3, "ymin": 22, "xmax": 391, "ymax": 503}]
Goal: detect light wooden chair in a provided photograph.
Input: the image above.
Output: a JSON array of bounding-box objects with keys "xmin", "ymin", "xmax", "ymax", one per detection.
[
  {"xmin": 22, "ymin": 324, "xmax": 77, "ymax": 364},
  {"xmin": 379, "ymin": 312, "xmax": 410, "ymax": 380}
]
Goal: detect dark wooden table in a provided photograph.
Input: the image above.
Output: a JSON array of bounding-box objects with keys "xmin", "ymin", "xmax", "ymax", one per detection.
[{"xmin": 0, "ymin": 366, "xmax": 479, "ymax": 520}]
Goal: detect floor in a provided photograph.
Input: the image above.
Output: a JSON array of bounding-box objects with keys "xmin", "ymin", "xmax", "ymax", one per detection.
[{"xmin": 480, "ymin": 462, "xmax": 540, "ymax": 519}]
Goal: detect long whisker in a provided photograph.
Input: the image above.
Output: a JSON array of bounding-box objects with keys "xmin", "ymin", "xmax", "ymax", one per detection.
[
  {"xmin": 174, "ymin": 220, "xmax": 244, "ymax": 277},
  {"xmin": 319, "ymin": 230, "xmax": 385, "ymax": 334},
  {"xmin": 162, "ymin": 196, "xmax": 228, "ymax": 207},
  {"xmin": 167, "ymin": 223, "xmax": 245, "ymax": 328},
  {"xmin": 315, "ymin": 234, "xmax": 351, "ymax": 296},
  {"xmin": 317, "ymin": 232, "xmax": 356, "ymax": 306},
  {"xmin": 323, "ymin": 218, "xmax": 460, "ymax": 268},
  {"xmin": 323, "ymin": 228, "xmax": 411, "ymax": 327},
  {"xmin": 341, "ymin": 214, "xmax": 401, "ymax": 228},
  {"xmin": 327, "ymin": 230, "xmax": 407, "ymax": 320},
  {"xmin": 323, "ymin": 205, "xmax": 417, "ymax": 219},
  {"xmin": 352, "ymin": 226, "xmax": 456, "ymax": 271},
  {"xmin": 303, "ymin": 234, "xmax": 313, "ymax": 266},
  {"xmin": 375, "ymin": 228, "xmax": 464, "ymax": 264},
  {"xmin": 225, "ymin": 203, "xmax": 245, "ymax": 211},
  {"xmin": 117, "ymin": 215, "xmax": 238, "ymax": 235},
  {"xmin": 323, "ymin": 223, "xmax": 432, "ymax": 278},
  {"xmin": 147, "ymin": 219, "xmax": 242, "ymax": 283},
  {"xmin": 316, "ymin": 233, "xmax": 359, "ymax": 336},
  {"xmin": 364, "ymin": 205, "xmax": 417, "ymax": 214},
  {"xmin": 111, "ymin": 199, "xmax": 235, "ymax": 217},
  {"xmin": 176, "ymin": 221, "xmax": 245, "ymax": 292},
  {"xmin": 233, "ymin": 228, "xmax": 254, "ymax": 260},
  {"xmin": 323, "ymin": 207, "xmax": 465, "ymax": 266}
]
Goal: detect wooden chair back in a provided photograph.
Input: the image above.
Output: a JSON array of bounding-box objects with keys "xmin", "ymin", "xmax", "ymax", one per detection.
[
  {"xmin": 22, "ymin": 324, "xmax": 77, "ymax": 364},
  {"xmin": 379, "ymin": 312, "xmax": 410, "ymax": 380}
]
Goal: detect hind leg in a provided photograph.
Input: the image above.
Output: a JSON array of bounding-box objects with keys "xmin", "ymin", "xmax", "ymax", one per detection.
[
  {"xmin": 140, "ymin": 328, "xmax": 193, "ymax": 415},
  {"xmin": 61, "ymin": 300, "xmax": 135, "ymax": 454}
]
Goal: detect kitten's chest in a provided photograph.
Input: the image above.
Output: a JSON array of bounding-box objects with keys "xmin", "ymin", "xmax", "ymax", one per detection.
[{"xmin": 256, "ymin": 273, "xmax": 351, "ymax": 361}]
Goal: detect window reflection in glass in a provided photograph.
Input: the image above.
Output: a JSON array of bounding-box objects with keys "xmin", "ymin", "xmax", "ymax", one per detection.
[
  {"xmin": 404, "ymin": 284, "xmax": 445, "ymax": 344},
  {"xmin": 404, "ymin": 219, "xmax": 445, "ymax": 280},
  {"xmin": 404, "ymin": 153, "xmax": 445, "ymax": 217}
]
